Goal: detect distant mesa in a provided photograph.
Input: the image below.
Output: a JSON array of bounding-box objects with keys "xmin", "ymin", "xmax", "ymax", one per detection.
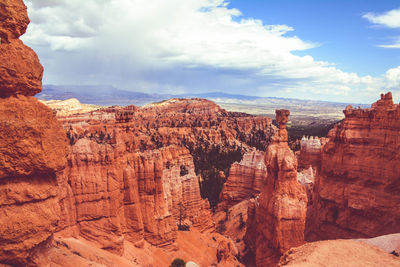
[{"xmin": 39, "ymin": 98, "xmax": 102, "ymax": 116}]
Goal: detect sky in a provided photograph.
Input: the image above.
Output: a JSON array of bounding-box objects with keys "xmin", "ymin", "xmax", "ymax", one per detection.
[{"xmin": 22, "ymin": 0, "xmax": 400, "ymax": 103}]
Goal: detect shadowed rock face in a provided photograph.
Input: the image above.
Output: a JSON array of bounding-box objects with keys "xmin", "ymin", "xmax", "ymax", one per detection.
[
  {"xmin": 0, "ymin": 0, "xmax": 43, "ymax": 97},
  {"xmin": 307, "ymin": 92, "xmax": 400, "ymax": 241},
  {"xmin": 256, "ymin": 109, "xmax": 308, "ymax": 267},
  {"xmin": 0, "ymin": 0, "xmax": 68, "ymax": 265}
]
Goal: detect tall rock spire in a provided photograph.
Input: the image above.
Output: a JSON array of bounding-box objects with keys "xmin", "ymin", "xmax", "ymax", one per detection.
[{"xmin": 255, "ymin": 109, "xmax": 308, "ymax": 266}]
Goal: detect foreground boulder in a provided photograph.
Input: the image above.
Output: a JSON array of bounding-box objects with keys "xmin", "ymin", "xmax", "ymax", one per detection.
[
  {"xmin": 278, "ymin": 239, "xmax": 400, "ymax": 267},
  {"xmin": 0, "ymin": 0, "xmax": 43, "ymax": 97},
  {"xmin": 0, "ymin": 0, "xmax": 68, "ymax": 265}
]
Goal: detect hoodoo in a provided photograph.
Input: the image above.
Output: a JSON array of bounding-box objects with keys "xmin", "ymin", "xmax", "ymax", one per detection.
[{"xmin": 255, "ymin": 109, "xmax": 308, "ymax": 266}]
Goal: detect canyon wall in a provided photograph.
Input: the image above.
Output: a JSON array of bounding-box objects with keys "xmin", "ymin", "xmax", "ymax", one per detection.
[
  {"xmin": 298, "ymin": 136, "xmax": 328, "ymax": 171},
  {"xmin": 255, "ymin": 110, "xmax": 308, "ymax": 266},
  {"xmin": 308, "ymin": 92, "xmax": 400, "ymax": 240},
  {"xmin": 218, "ymin": 150, "xmax": 267, "ymax": 210},
  {"xmin": 0, "ymin": 1, "xmax": 68, "ymax": 265},
  {"xmin": 55, "ymin": 98, "xmax": 274, "ymax": 255}
]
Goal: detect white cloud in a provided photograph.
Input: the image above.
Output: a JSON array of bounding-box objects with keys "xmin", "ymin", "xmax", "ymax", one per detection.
[
  {"xmin": 363, "ymin": 8, "xmax": 400, "ymax": 49},
  {"xmin": 363, "ymin": 8, "xmax": 400, "ymax": 28},
  {"xmin": 21, "ymin": 0, "xmax": 400, "ymax": 102},
  {"xmin": 385, "ymin": 66, "xmax": 400, "ymax": 88},
  {"xmin": 378, "ymin": 38, "xmax": 400, "ymax": 48}
]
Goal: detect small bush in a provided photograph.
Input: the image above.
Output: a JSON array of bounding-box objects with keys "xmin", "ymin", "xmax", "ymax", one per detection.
[
  {"xmin": 238, "ymin": 213, "xmax": 246, "ymax": 229},
  {"xmin": 180, "ymin": 165, "xmax": 189, "ymax": 176},
  {"xmin": 170, "ymin": 258, "xmax": 186, "ymax": 267},
  {"xmin": 390, "ymin": 250, "xmax": 399, "ymax": 257},
  {"xmin": 217, "ymin": 220, "xmax": 226, "ymax": 232},
  {"xmin": 178, "ymin": 224, "xmax": 190, "ymax": 231}
]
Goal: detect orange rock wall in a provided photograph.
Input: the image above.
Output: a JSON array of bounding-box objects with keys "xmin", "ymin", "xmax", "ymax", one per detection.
[
  {"xmin": 57, "ymin": 138, "xmax": 210, "ymax": 253},
  {"xmin": 308, "ymin": 92, "xmax": 400, "ymax": 240},
  {"xmin": 0, "ymin": 1, "xmax": 68, "ymax": 265},
  {"xmin": 55, "ymin": 99, "xmax": 274, "ymax": 254},
  {"xmin": 298, "ymin": 136, "xmax": 328, "ymax": 171},
  {"xmin": 219, "ymin": 150, "xmax": 267, "ymax": 210}
]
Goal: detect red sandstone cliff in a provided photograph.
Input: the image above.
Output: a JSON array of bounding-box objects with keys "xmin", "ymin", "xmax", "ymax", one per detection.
[
  {"xmin": 51, "ymin": 97, "xmax": 274, "ymax": 262},
  {"xmin": 298, "ymin": 136, "xmax": 328, "ymax": 171},
  {"xmin": 307, "ymin": 92, "xmax": 400, "ymax": 241},
  {"xmin": 57, "ymin": 142, "xmax": 211, "ymax": 253},
  {"xmin": 0, "ymin": 0, "xmax": 43, "ymax": 97},
  {"xmin": 218, "ymin": 150, "xmax": 267, "ymax": 210},
  {"xmin": 256, "ymin": 110, "xmax": 308, "ymax": 266},
  {"xmin": 0, "ymin": 1, "xmax": 68, "ymax": 265}
]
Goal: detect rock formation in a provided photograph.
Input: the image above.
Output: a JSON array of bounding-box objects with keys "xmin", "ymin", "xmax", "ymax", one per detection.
[
  {"xmin": 39, "ymin": 98, "xmax": 101, "ymax": 116},
  {"xmin": 57, "ymin": 143, "xmax": 210, "ymax": 253},
  {"xmin": 278, "ymin": 239, "xmax": 400, "ymax": 267},
  {"xmin": 50, "ymin": 98, "xmax": 274, "ymax": 257},
  {"xmin": 218, "ymin": 150, "xmax": 267, "ymax": 210},
  {"xmin": 0, "ymin": 0, "xmax": 43, "ymax": 97},
  {"xmin": 0, "ymin": 0, "xmax": 68, "ymax": 265},
  {"xmin": 308, "ymin": 92, "xmax": 400, "ymax": 241},
  {"xmin": 298, "ymin": 136, "xmax": 328, "ymax": 171},
  {"xmin": 213, "ymin": 198, "xmax": 257, "ymax": 261},
  {"xmin": 255, "ymin": 109, "xmax": 308, "ymax": 266}
]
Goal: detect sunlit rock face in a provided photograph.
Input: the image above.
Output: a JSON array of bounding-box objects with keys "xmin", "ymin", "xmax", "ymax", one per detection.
[
  {"xmin": 278, "ymin": 239, "xmax": 400, "ymax": 267},
  {"xmin": 218, "ymin": 150, "xmax": 267, "ymax": 210},
  {"xmin": 298, "ymin": 136, "xmax": 328, "ymax": 171},
  {"xmin": 57, "ymin": 142, "xmax": 211, "ymax": 253},
  {"xmin": 54, "ymin": 98, "xmax": 275, "ymax": 255},
  {"xmin": 307, "ymin": 92, "xmax": 400, "ymax": 241},
  {"xmin": 255, "ymin": 109, "xmax": 308, "ymax": 267},
  {"xmin": 0, "ymin": 0, "xmax": 43, "ymax": 97},
  {"xmin": 0, "ymin": 0, "xmax": 68, "ymax": 265}
]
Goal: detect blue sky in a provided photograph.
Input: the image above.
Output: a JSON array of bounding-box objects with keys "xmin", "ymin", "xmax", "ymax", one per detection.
[
  {"xmin": 22, "ymin": 0, "xmax": 400, "ymax": 103},
  {"xmin": 229, "ymin": 0, "xmax": 400, "ymax": 76}
]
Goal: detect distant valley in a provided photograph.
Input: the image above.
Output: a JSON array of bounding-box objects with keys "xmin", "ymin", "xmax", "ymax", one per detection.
[{"xmin": 38, "ymin": 84, "xmax": 369, "ymax": 122}]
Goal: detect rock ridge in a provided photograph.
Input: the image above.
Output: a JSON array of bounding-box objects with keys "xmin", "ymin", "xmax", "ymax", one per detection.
[{"xmin": 308, "ymin": 92, "xmax": 400, "ymax": 241}]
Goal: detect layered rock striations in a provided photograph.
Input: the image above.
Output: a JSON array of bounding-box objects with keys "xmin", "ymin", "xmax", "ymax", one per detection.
[
  {"xmin": 256, "ymin": 109, "xmax": 308, "ymax": 266},
  {"xmin": 57, "ymin": 142, "xmax": 209, "ymax": 253},
  {"xmin": 298, "ymin": 136, "xmax": 328, "ymax": 171},
  {"xmin": 0, "ymin": 1, "xmax": 68, "ymax": 265},
  {"xmin": 218, "ymin": 150, "xmax": 267, "ymax": 210},
  {"xmin": 308, "ymin": 92, "xmax": 400, "ymax": 241},
  {"xmin": 53, "ymin": 97, "xmax": 274, "ymax": 255}
]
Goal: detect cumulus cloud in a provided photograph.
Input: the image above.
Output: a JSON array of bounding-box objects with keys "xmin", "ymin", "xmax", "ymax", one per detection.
[
  {"xmin": 21, "ymin": 0, "xmax": 399, "ymax": 102},
  {"xmin": 363, "ymin": 8, "xmax": 400, "ymax": 49},
  {"xmin": 363, "ymin": 8, "xmax": 400, "ymax": 28}
]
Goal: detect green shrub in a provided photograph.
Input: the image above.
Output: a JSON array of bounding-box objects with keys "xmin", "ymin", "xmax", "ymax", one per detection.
[
  {"xmin": 170, "ymin": 258, "xmax": 186, "ymax": 267},
  {"xmin": 180, "ymin": 165, "xmax": 188, "ymax": 176}
]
